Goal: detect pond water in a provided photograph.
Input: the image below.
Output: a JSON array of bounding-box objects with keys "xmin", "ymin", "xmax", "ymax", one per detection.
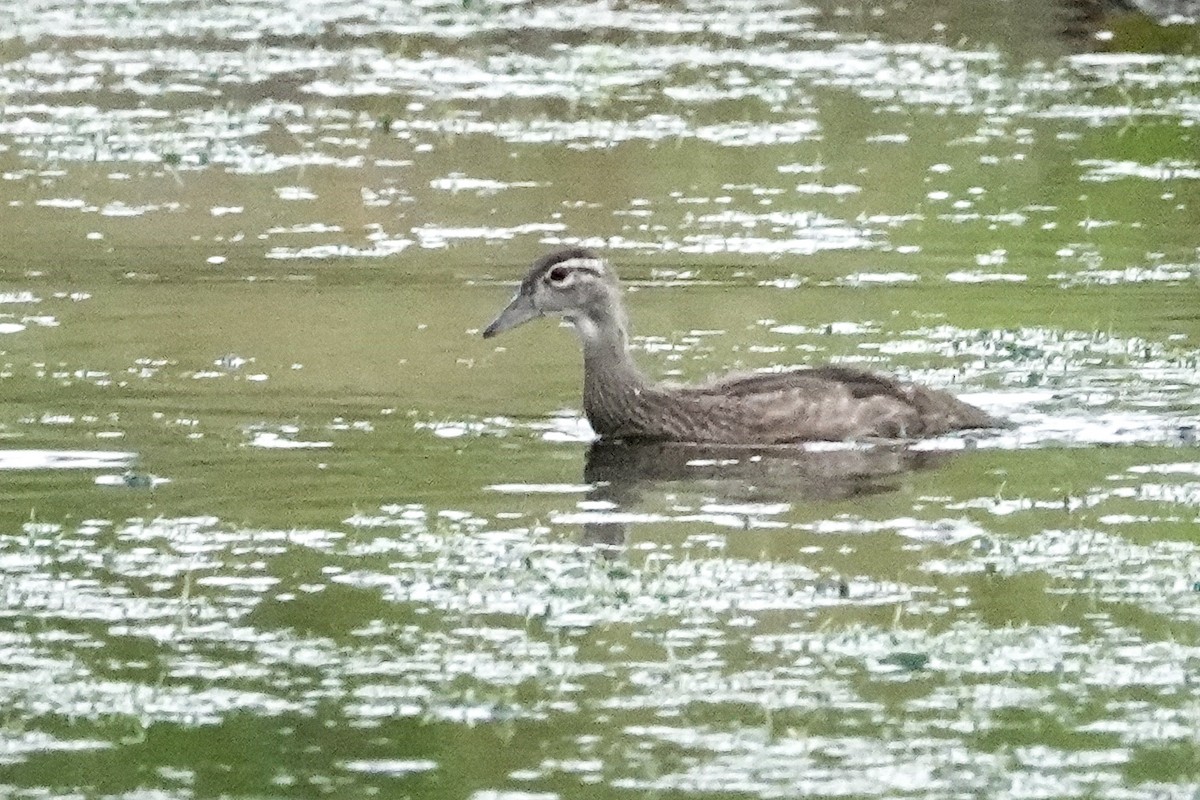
[{"xmin": 1, "ymin": 0, "xmax": 1199, "ymax": 797}]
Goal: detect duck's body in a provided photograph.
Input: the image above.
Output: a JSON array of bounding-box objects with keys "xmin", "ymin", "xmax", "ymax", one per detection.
[
  {"xmin": 583, "ymin": 360, "xmax": 994, "ymax": 444},
  {"xmin": 484, "ymin": 247, "xmax": 998, "ymax": 444}
]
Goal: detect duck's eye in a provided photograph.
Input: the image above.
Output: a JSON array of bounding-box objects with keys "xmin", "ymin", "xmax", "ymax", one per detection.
[{"xmin": 547, "ymin": 266, "xmax": 571, "ymax": 285}]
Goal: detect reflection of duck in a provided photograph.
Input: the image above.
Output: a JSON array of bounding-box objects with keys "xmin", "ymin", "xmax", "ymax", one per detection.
[
  {"xmin": 484, "ymin": 247, "xmax": 998, "ymax": 443},
  {"xmin": 1058, "ymin": 0, "xmax": 1124, "ymax": 43},
  {"xmin": 585, "ymin": 440, "xmax": 946, "ymax": 501},
  {"xmin": 579, "ymin": 440, "xmax": 952, "ymax": 548}
]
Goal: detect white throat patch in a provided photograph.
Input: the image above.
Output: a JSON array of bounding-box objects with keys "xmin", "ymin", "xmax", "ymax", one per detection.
[{"xmin": 567, "ymin": 314, "xmax": 602, "ymax": 343}]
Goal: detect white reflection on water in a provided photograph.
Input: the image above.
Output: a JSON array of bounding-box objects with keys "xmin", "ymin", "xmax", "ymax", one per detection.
[
  {"xmin": 429, "ymin": 174, "xmax": 547, "ymax": 194},
  {"xmin": 94, "ymin": 473, "xmax": 171, "ymax": 488},
  {"xmin": 833, "ymin": 271, "xmax": 921, "ymax": 286},
  {"xmin": 486, "ymin": 483, "xmax": 594, "ymax": 494},
  {"xmin": 247, "ymin": 431, "xmax": 332, "ymax": 449},
  {"xmin": 1128, "ymin": 462, "xmax": 1200, "ymax": 476},
  {"xmin": 1051, "ymin": 263, "xmax": 1200, "ymax": 286},
  {"xmin": 945, "ymin": 270, "xmax": 1028, "ymax": 283},
  {"xmin": 0, "ymin": 449, "xmax": 134, "ymax": 470},
  {"xmin": 1079, "ymin": 158, "xmax": 1200, "ymax": 182},
  {"xmin": 340, "ymin": 759, "xmax": 438, "ymax": 776}
]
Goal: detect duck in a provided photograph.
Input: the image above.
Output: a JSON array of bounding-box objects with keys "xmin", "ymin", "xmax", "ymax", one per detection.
[{"xmin": 482, "ymin": 247, "xmax": 999, "ymax": 444}]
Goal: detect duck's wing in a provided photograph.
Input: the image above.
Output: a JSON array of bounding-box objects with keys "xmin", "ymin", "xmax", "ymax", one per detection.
[{"xmin": 696, "ymin": 365, "xmax": 905, "ymax": 399}]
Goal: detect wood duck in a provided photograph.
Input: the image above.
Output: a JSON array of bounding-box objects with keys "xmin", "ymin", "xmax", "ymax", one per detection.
[{"xmin": 483, "ymin": 247, "xmax": 999, "ymax": 443}]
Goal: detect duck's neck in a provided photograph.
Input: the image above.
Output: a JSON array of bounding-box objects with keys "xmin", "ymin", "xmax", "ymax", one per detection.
[{"xmin": 573, "ymin": 309, "xmax": 653, "ymax": 439}]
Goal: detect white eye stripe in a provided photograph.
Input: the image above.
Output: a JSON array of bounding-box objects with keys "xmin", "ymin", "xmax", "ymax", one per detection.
[
  {"xmin": 545, "ymin": 258, "xmax": 604, "ymax": 283},
  {"xmin": 556, "ymin": 257, "xmax": 604, "ymax": 272}
]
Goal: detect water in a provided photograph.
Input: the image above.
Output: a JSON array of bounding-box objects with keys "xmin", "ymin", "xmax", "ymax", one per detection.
[{"xmin": 1, "ymin": 0, "xmax": 1199, "ymax": 797}]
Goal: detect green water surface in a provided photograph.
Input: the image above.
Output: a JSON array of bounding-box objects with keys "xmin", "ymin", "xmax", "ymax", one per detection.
[{"xmin": 1, "ymin": 0, "xmax": 1199, "ymax": 797}]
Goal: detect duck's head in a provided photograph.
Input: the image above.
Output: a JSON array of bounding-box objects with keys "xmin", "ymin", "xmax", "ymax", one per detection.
[{"xmin": 482, "ymin": 247, "xmax": 625, "ymax": 343}]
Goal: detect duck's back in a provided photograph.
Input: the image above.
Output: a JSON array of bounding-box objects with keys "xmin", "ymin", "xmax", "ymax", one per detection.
[{"xmin": 664, "ymin": 365, "xmax": 996, "ymax": 443}]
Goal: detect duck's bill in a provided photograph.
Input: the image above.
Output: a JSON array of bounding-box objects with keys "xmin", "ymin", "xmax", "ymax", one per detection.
[{"xmin": 482, "ymin": 293, "xmax": 540, "ymax": 339}]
